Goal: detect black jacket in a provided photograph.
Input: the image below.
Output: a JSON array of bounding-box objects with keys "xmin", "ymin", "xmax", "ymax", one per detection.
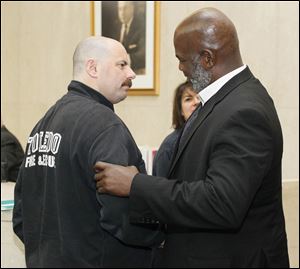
[
  {"xmin": 152, "ymin": 129, "xmax": 181, "ymax": 177},
  {"xmin": 129, "ymin": 68, "xmax": 289, "ymax": 268},
  {"xmin": 13, "ymin": 81, "xmax": 163, "ymax": 268},
  {"xmin": 1, "ymin": 125, "xmax": 24, "ymax": 182}
]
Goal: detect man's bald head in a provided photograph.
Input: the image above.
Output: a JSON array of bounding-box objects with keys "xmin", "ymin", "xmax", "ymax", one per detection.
[
  {"xmin": 73, "ymin": 36, "xmax": 124, "ymax": 79},
  {"xmin": 175, "ymin": 8, "xmax": 239, "ymax": 53},
  {"xmin": 174, "ymin": 7, "xmax": 243, "ymax": 82},
  {"xmin": 72, "ymin": 36, "xmax": 136, "ymax": 104}
]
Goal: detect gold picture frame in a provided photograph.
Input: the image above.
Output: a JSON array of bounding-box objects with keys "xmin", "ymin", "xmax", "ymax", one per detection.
[{"xmin": 90, "ymin": 1, "xmax": 160, "ymax": 96}]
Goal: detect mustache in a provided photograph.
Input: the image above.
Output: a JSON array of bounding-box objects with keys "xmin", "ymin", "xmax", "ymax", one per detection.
[{"xmin": 122, "ymin": 79, "xmax": 132, "ymax": 88}]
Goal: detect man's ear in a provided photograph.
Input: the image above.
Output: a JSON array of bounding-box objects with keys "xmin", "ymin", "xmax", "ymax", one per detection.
[
  {"xmin": 200, "ymin": 49, "xmax": 215, "ymax": 68},
  {"xmin": 86, "ymin": 59, "xmax": 98, "ymax": 78}
]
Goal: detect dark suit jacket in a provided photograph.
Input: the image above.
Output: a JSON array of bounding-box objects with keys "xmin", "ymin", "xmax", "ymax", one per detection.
[
  {"xmin": 1, "ymin": 125, "xmax": 24, "ymax": 181},
  {"xmin": 129, "ymin": 67, "xmax": 289, "ymax": 268}
]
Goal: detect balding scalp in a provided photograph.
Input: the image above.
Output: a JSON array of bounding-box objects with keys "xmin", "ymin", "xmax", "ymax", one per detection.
[
  {"xmin": 175, "ymin": 8, "xmax": 239, "ymax": 53},
  {"xmin": 73, "ymin": 36, "xmax": 120, "ymax": 78}
]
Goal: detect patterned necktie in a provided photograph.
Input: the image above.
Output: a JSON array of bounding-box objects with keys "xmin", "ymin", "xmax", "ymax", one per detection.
[{"xmin": 179, "ymin": 102, "xmax": 202, "ymax": 148}]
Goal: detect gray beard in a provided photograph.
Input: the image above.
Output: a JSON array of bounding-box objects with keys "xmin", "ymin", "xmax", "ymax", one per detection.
[{"xmin": 190, "ymin": 63, "xmax": 212, "ymax": 93}]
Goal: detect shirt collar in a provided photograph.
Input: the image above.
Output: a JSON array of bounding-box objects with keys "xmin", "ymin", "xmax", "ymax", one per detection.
[
  {"xmin": 199, "ymin": 65, "xmax": 247, "ymax": 106},
  {"xmin": 68, "ymin": 80, "xmax": 114, "ymax": 112}
]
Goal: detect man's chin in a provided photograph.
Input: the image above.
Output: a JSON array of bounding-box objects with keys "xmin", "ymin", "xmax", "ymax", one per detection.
[
  {"xmin": 120, "ymin": 95, "xmax": 128, "ymax": 102},
  {"xmin": 119, "ymin": 90, "xmax": 129, "ymax": 101},
  {"xmin": 113, "ymin": 95, "xmax": 127, "ymax": 104}
]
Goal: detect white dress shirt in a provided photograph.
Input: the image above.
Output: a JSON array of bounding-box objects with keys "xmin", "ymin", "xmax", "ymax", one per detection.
[{"xmin": 199, "ymin": 65, "xmax": 247, "ymax": 106}]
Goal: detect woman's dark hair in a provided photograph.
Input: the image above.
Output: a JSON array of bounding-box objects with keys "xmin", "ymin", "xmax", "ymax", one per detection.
[{"xmin": 172, "ymin": 81, "xmax": 193, "ymax": 130}]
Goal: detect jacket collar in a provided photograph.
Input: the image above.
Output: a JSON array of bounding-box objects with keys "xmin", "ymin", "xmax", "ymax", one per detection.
[
  {"xmin": 68, "ymin": 80, "xmax": 114, "ymax": 112},
  {"xmin": 168, "ymin": 67, "xmax": 254, "ymax": 176}
]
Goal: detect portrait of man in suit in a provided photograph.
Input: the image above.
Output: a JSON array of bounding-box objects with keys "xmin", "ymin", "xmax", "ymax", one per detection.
[{"xmin": 102, "ymin": 1, "xmax": 146, "ymax": 75}]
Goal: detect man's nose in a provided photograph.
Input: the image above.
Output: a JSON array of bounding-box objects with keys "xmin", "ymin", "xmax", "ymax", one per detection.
[{"xmin": 128, "ymin": 67, "xmax": 136, "ymax": 80}]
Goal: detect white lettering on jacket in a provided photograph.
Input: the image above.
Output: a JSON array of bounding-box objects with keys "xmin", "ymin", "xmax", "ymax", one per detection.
[{"xmin": 25, "ymin": 131, "xmax": 62, "ymax": 168}]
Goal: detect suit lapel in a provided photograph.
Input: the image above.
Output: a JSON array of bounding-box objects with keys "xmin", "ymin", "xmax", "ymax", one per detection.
[{"xmin": 168, "ymin": 67, "xmax": 253, "ymax": 177}]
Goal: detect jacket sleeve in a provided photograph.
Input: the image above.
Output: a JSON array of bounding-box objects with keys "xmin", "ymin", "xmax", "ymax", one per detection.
[
  {"xmin": 89, "ymin": 124, "xmax": 164, "ymax": 247},
  {"xmin": 129, "ymin": 108, "xmax": 274, "ymax": 230}
]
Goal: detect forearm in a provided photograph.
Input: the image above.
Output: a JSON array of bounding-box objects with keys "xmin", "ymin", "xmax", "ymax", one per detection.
[{"xmin": 129, "ymin": 172, "xmax": 258, "ymax": 230}]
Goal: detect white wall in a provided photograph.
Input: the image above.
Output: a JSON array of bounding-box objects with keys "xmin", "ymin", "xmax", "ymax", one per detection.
[{"xmin": 1, "ymin": 1, "xmax": 299, "ymax": 180}]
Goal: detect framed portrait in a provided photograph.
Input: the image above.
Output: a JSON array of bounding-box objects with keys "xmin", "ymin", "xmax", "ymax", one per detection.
[{"xmin": 90, "ymin": 1, "xmax": 160, "ymax": 95}]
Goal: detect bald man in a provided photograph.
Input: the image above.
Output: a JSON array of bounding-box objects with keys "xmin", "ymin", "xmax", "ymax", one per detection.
[
  {"xmin": 94, "ymin": 8, "xmax": 290, "ymax": 268},
  {"xmin": 13, "ymin": 36, "xmax": 163, "ymax": 268}
]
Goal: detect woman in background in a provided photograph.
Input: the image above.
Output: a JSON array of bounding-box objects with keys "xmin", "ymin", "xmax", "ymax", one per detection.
[{"xmin": 152, "ymin": 81, "xmax": 200, "ymax": 177}]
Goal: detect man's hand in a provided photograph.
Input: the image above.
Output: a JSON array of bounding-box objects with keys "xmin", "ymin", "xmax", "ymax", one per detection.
[{"xmin": 94, "ymin": 162, "xmax": 139, "ymax": 196}]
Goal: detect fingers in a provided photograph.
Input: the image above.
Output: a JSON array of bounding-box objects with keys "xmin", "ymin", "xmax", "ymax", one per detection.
[
  {"xmin": 94, "ymin": 162, "xmax": 109, "ymax": 193},
  {"xmin": 95, "ymin": 177, "xmax": 107, "ymax": 193},
  {"xmin": 97, "ymin": 187, "xmax": 105, "ymax": 193},
  {"xmin": 94, "ymin": 161, "xmax": 110, "ymax": 171},
  {"xmin": 96, "ymin": 182, "xmax": 106, "ymax": 193},
  {"xmin": 94, "ymin": 171, "xmax": 105, "ymax": 181},
  {"xmin": 96, "ymin": 180, "xmax": 103, "ymax": 190}
]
